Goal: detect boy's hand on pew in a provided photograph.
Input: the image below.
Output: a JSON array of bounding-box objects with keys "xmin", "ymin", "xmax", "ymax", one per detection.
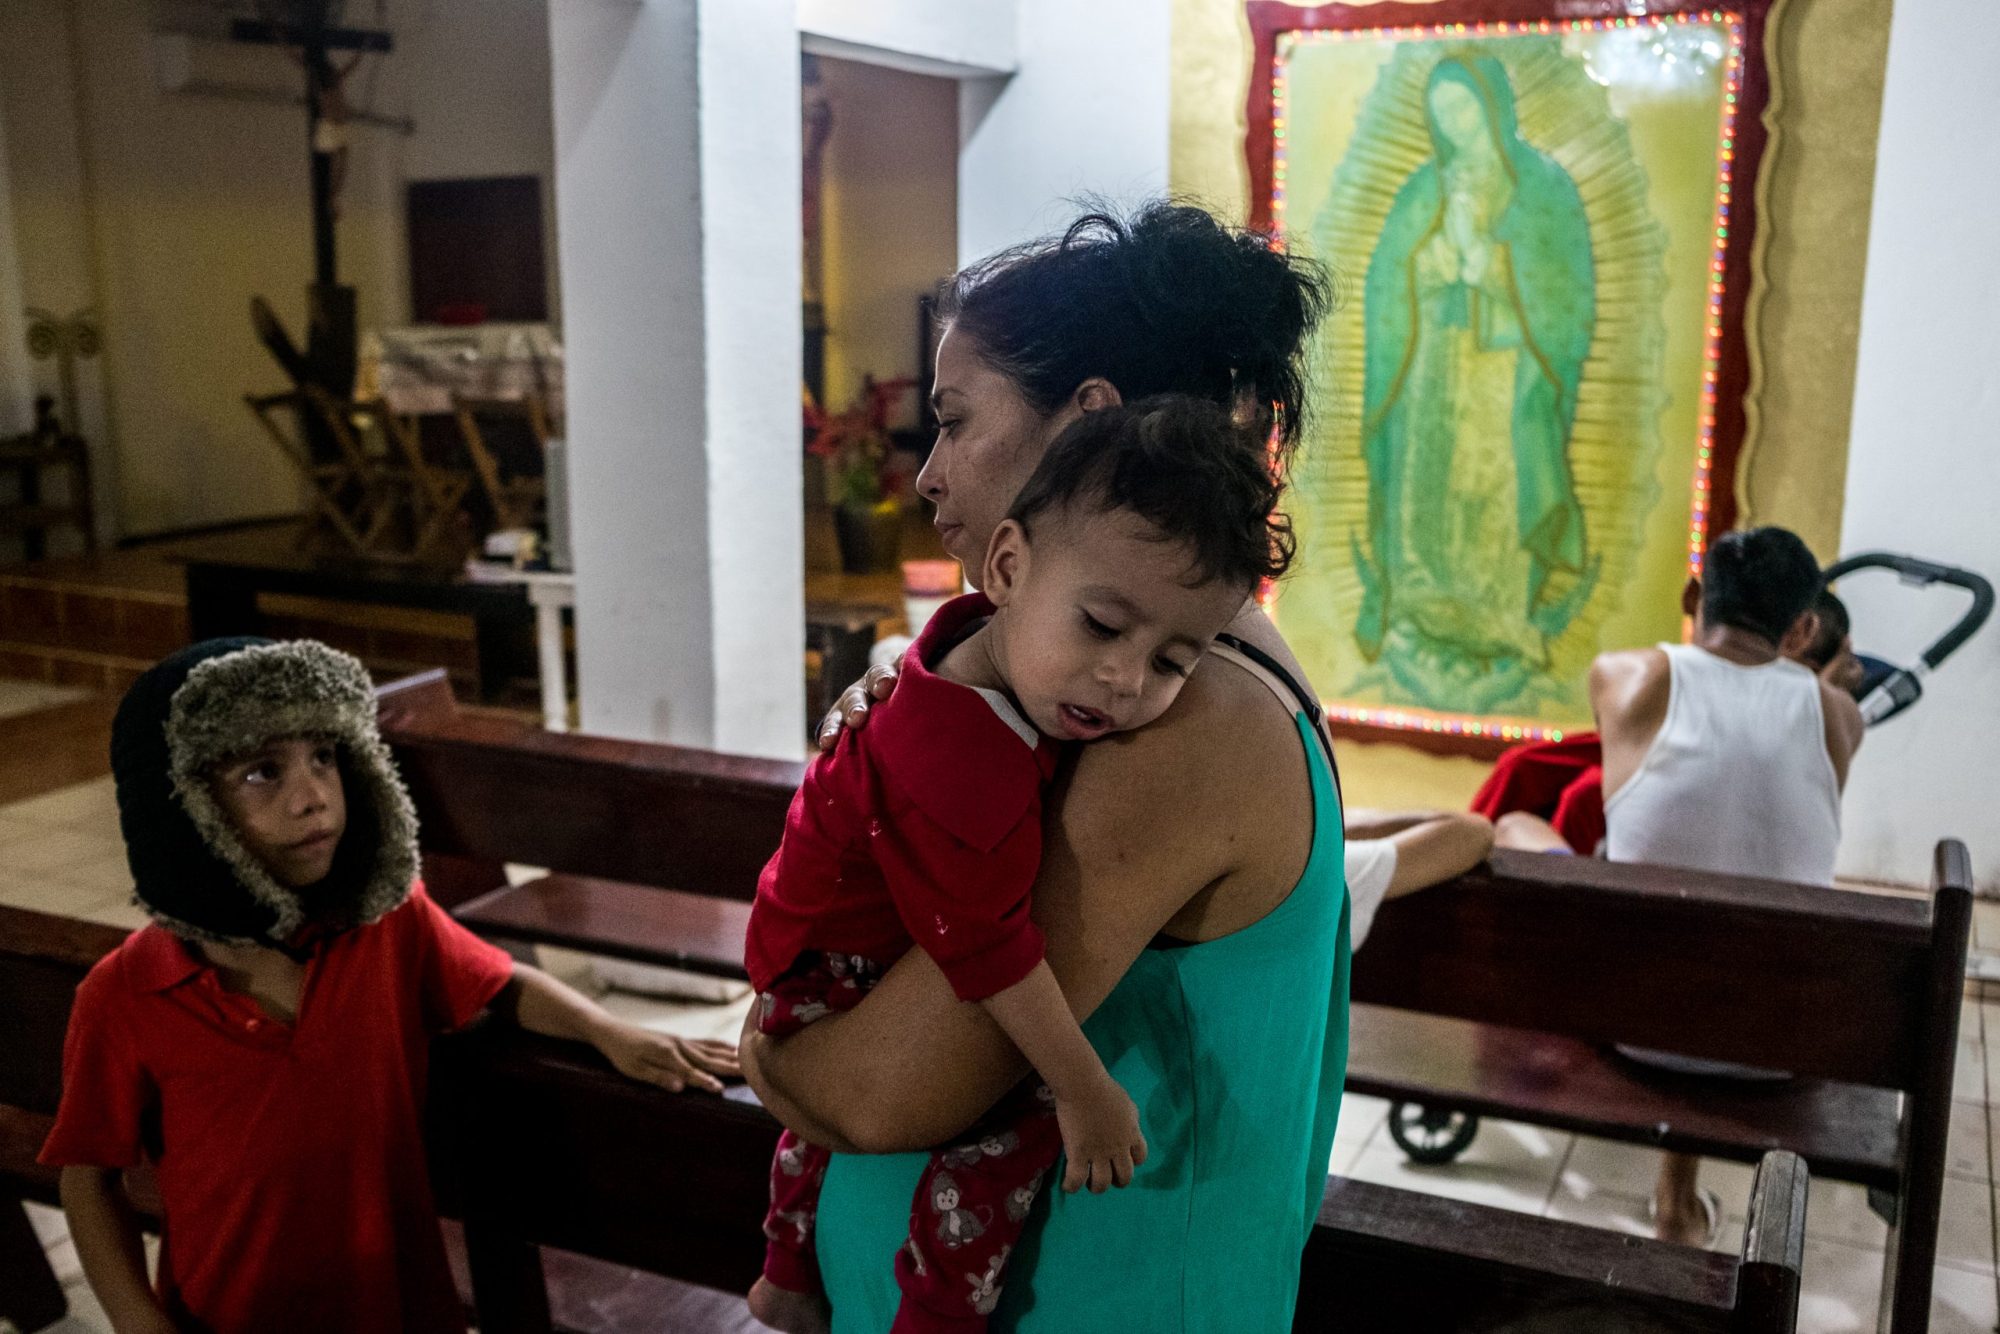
[
  {"xmin": 593, "ymin": 1023, "xmax": 742, "ymax": 1094},
  {"xmin": 1055, "ymin": 1073, "xmax": 1148, "ymax": 1195},
  {"xmin": 500, "ymin": 963, "xmax": 740, "ymax": 1093}
]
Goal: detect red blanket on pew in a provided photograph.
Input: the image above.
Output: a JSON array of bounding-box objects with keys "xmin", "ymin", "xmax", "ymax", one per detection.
[{"xmin": 1471, "ymin": 734, "xmax": 1607, "ymax": 854}]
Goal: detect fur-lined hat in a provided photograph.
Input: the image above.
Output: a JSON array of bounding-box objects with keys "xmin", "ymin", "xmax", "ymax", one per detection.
[{"xmin": 110, "ymin": 638, "xmax": 418, "ymax": 947}]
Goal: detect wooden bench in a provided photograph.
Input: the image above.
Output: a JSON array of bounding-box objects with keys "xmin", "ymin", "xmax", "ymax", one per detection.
[
  {"xmin": 1349, "ymin": 842, "xmax": 1973, "ymax": 1334},
  {"xmin": 375, "ymin": 671, "xmax": 1967, "ymax": 1331},
  {"xmin": 433, "ymin": 1017, "xmax": 1809, "ymax": 1334},
  {"xmin": 1, "ymin": 903, "xmax": 1810, "ymax": 1334}
]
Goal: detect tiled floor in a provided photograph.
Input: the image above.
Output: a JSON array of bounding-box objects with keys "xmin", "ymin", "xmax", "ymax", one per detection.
[{"xmin": 4, "ymin": 701, "xmax": 1997, "ymax": 1330}]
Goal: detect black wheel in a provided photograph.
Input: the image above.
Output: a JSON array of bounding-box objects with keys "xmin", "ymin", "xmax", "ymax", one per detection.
[{"xmin": 1387, "ymin": 1101, "xmax": 1479, "ymax": 1165}]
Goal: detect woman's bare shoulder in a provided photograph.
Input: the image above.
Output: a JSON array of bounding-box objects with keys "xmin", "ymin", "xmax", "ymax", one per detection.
[{"xmin": 1047, "ymin": 634, "xmax": 1313, "ymax": 925}]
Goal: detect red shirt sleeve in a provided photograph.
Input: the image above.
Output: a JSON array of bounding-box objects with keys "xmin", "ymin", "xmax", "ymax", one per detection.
[
  {"xmin": 39, "ymin": 963, "xmax": 153, "ymax": 1170},
  {"xmin": 409, "ymin": 883, "xmax": 517, "ymax": 1033},
  {"xmin": 873, "ymin": 799, "xmax": 1046, "ymax": 1002}
]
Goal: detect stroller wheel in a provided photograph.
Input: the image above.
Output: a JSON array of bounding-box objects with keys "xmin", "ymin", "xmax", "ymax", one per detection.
[{"xmin": 1388, "ymin": 1101, "xmax": 1480, "ymax": 1165}]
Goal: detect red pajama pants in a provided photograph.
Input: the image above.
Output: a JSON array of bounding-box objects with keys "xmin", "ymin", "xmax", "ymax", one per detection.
[{"xmin": 759, "ymin": 952, "xmax": 1062, "ymax": 1333}]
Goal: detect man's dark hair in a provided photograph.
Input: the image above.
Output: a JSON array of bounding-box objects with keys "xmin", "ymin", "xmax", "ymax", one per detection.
[
  {"xmin": 1798, "ymin": 589, "xmax": 1851, "ymax": 672},
  {"xmin": 1701, "ymin": 527, "xmax": 1823, "ymax": 644},
  {"xmin": 1006, "ymin": 395, "xmax": 1293, "ymax": 590}
]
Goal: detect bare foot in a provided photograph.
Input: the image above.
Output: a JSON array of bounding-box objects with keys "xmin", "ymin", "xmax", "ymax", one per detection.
[{"xmin": 748, "ymin": 1277, "xmax": 832, "ymax": 1334}]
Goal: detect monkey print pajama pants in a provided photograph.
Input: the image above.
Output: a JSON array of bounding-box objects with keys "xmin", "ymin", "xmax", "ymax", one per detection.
[{"xmin": 758, "ymin": 951, "xmax": 1063, "ymax": 1333}]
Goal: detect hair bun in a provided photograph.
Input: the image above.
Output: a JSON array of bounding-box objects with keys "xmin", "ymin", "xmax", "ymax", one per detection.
[{"xmin": 941, "ymin": 199, "xmax": 1332, "ymax": 478}]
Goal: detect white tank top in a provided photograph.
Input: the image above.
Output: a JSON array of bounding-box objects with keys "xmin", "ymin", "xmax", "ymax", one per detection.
[{"xmin": 1603, "ymin": 644, "xmax": 1841, "ymax": 886}]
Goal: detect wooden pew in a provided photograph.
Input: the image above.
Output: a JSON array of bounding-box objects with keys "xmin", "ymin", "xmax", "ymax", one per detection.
[
  {"xmin": 0, "ymin": 884, "xmax": 1809, "ymax": 1331},
  {"xmin": 1347, "ymin": 840, "xmax": 1973, "ymax": 1334},
  {"xmin": 431, "ymin": 1017, "xmax": 1809, "ymax": 1334},
  {"xmin": 0, "ymin": 907, "xmax": 151, "ymax": 1334},
  {"xmin": 375, "ymin": 672, "xmax": 1966, "ymax": 1332}
]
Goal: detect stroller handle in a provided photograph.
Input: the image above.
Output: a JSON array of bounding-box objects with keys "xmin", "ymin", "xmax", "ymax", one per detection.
[{"xmin": 1823, "ymin": 552, "xmax": 1995, "ymax": 670}]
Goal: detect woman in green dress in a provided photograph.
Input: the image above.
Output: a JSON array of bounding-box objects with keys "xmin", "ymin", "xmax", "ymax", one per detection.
[
  {"xmin": 1347, "ymin": 55, "xmax": 1597, "ymax": 708},
  {"xmin": 740, "ymin": 203, "xmax": 1352, "ymax": 1331}
]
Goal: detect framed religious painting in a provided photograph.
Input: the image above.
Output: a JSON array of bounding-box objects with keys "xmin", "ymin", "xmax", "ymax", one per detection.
[{"xmin": 1245, "ymin": 0, "xmax": 1775, "ymax": 755}]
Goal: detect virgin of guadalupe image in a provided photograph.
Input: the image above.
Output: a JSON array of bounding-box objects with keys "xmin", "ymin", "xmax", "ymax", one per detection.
[{"xmin": 1351, "ymin": 54, "xmax": 1600, "ymax": 711}]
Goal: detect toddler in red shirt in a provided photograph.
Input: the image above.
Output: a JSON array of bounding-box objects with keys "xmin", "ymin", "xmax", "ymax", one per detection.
[
  {"xmin": 746, "ymin": 397, "xmax": 1296, "ymax": 1334},
  {"xmin": 41, "ymin": 638, "xmax": 739, "ymax": 1334}
]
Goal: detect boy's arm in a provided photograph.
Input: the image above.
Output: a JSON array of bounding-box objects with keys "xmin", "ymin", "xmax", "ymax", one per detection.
[
  {"xmin": 980, "ymin": 960, "xmax": 1146, "ymax": 1194},
  {"xmin": 497, "ymin": 964, "xmax": 740, "ymax": 1094},
  {"xmin": 60, "ymin": 1166, "xmax": 176, "ymax": 1334}
]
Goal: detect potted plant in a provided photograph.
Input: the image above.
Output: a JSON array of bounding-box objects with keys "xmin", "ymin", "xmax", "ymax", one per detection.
[{"xmin": 808, "ymin": 375, "xmax": 917, "ymax": 574}]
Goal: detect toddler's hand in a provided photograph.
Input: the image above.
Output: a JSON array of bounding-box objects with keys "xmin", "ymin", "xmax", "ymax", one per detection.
[
  {"xmin": 595, "ymin": 1022, "xmax": 741, "ymax": 1093},
  {"xmin": 1055, "ymin": 1075, "xmax": 1148, "ymax": 1194}
]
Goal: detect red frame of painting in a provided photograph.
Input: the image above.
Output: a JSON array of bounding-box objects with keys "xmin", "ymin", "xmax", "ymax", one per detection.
[{"xmin": 1244, "ymin": 0, "xmax": 1775, "ymax": 759}]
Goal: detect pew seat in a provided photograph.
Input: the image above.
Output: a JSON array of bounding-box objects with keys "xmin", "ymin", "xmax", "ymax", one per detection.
[
  {"xmin": 432, "ymin": 1024, "xmax": 1811, "ymax": 1334},
  {"xmin": 1347, "ymin": 1003, "xmax": 1903, "ymax": 1190},
  {"xmin": 457, "ymin": 873, "xmax": 752, "ymax": 980}
]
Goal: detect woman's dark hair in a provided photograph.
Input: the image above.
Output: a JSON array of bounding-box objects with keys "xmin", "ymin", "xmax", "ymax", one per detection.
[
  {"xmin": 938, "ymin": 201, "xmax": 1332, "ymax": 470},
  {"xmin": 1701, "ymin": 527, "xmax": 1823, "ymax": 645},
  {"xmin": 1007, "ymin": 395, "xmax": 1294, "ymax": 590}
]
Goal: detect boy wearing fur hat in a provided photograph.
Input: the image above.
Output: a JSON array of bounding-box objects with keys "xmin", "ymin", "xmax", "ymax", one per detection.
[{"xmin": 40, "ymin": 639, "xmax": 738, "ymax": 1334}]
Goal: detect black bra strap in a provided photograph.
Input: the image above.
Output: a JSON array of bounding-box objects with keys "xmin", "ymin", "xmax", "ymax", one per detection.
[{"xmin": 1212, "ymin": 632, "xmax": 1342, "ymax": 810}]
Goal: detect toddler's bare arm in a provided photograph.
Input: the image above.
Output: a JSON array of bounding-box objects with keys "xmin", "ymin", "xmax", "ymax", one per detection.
[{"xmin": 981, "ymin": 961, "xmax": 1147, "ymax": 1193}]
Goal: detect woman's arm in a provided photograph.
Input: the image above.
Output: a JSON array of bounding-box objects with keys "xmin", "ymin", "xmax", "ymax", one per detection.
[
  {"xmin": 61, "ymin": 1166, "xmax": 176, "ymax": 1334},
  {"xmin": 743, "ymin": 666, "xmax": 1295, "ymax": 1152}
]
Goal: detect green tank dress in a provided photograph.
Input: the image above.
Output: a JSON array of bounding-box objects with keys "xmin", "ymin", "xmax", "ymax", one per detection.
[{"xmin": 815, "ymin": 653, "xmax": 1351, "ymax": 1333}]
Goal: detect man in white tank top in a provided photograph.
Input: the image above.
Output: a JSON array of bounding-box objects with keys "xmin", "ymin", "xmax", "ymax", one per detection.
[{"xmin": 1591, "ymin": 527, "xmax": 1864, "ymax": 1245}]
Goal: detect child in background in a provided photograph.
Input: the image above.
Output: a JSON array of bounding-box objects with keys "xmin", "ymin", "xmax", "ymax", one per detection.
[
  {"xmin": 746, "ymin": 397, "xmax": 1295, "ymax": 1334},
  {"xmin": 42, "ymin": 638, "xmax": 738, "ymax": 1334}
]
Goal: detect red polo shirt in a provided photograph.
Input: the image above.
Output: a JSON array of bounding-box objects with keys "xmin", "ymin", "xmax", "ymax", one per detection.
[
  {"xmin": 747, "ymin": 593, "xmax": 1060, "ymax": 1002},
  {"xmin": 41, "ymin": 885, "xmax": 515, "ymax": 1334}
]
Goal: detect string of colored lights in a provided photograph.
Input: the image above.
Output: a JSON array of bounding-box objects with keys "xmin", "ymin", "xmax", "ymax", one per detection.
[{"xmin": 1268, "ymin": 11, "xmax": 1747, "ymax": 748}]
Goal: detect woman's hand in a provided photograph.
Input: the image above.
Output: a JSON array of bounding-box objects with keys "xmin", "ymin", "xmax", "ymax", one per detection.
[
  {"xmin": 593, "ymin": 1021, "xmax": 740, "ymax": 1094},
  {"xmin": 816, "ymin": 663, "xmax": 899, "ymax": 753},
  {"xmin": 1054, "ymin": 1073, "xmax": 1148, "ymax": 1194}
]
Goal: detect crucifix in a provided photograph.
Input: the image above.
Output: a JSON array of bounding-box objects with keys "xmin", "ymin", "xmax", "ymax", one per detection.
[
  {"xmin": 231, "ymin": 2, "xmax": 392, "ymax": 409},
  {"xmin": 232, "ymin": 2, "xmax": 392, "ymax": 287}
]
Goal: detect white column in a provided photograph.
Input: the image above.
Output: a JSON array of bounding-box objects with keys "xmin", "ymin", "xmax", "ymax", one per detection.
[
  {"xmin": 1835, "ymin": 0, "xmax": 2000, "ymax": 890},
  {"xmin": 549, "ymin": 0, "xmax": 803, "ymax": 759},
  {"xmin": 957, "ymin": 0, "xmax": 1171, "ymax": 262},
  {"xmin": 0, "ymin": 90, "xmax": 33, "ymax": 435}
]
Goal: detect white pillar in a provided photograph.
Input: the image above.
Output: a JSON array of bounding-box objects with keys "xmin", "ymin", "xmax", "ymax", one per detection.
[
  {"xmin": 0, "ymin": 92, "xmax": 33, "ymax": 435},
  {"xmin": 549, "ymin": 0, "xmax": 803, "ymax": 759},
  {"xmin": 957, "ymin": 0, "xmax": 1171, "ymax": 262},
  {"xmin": 1835, "ymin": 0, "xmax": 2000, "ymax": 890}
]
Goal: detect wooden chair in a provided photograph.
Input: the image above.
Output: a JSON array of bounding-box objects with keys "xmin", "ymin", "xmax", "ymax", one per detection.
[
  {"xmin": 0, "ymin": 398, "xmax": 95, "ymax": 560},
  {"xmin": 450, "ymin": 393, "xmax": 551, "ymax": 534},
  {"xmin": 244, "ymin": 388, "xmax": 471, "ymax": 561}
]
